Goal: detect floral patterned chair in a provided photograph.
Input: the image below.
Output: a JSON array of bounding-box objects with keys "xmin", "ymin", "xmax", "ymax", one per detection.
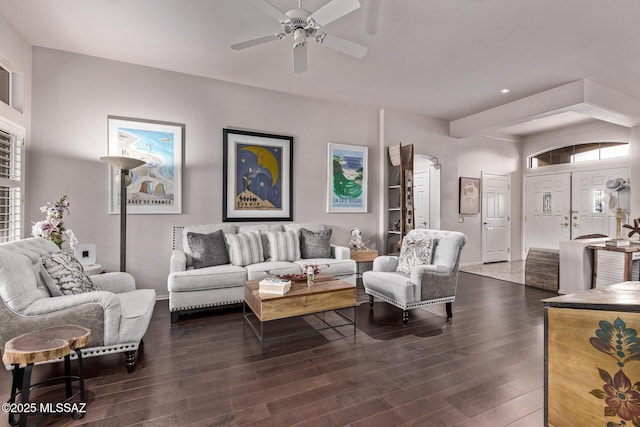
[{"xmin": 363, "ymin": 229, "xmax": 467, "ymax": 324}]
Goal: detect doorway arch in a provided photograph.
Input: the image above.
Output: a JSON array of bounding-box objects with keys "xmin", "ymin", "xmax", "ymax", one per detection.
[{"xmin": 414, "ymin": 154, "xmax": 441, "ymax": 230}]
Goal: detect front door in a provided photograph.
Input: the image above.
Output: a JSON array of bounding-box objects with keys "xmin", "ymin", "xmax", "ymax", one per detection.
[
  {"xmin": 571, "ymin": 167, "xmax": 629, "ymax": 238},
  {"xmin": 482, "ymin": 172, "xmax": 510, "ymax": 263},
  {"xmin": 524, "ymin": 173, "xmax": 571, "ymax": 252}
]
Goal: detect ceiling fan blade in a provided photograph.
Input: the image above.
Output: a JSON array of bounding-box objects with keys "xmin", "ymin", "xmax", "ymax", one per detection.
[
  {"xmin": 248, "ymin": 0, "xmax": 289, "ymax": 22},
  {"xmin": 293, "ymin": 42, "xmax": 307, "ymax": 73},
  {"xmin": 308, "ymin": 0, "xmax": 361, "ymax": 28},
  {"xmin": 231, "ymin": 34, "xmax": 283, "ymax": 50},
  {"xmin": 316, "ymin": 34, "xmax": 367, "ymax": 58}
]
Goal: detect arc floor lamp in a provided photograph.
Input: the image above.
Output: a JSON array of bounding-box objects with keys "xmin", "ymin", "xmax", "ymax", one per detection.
[{"xmin": 100, "ymin": 156, "xmax": 145, "ymax": 272}]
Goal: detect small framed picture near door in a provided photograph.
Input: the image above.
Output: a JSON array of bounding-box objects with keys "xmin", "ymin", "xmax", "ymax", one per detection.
[{"xmin": 459, "ymin": 177, "xmax": 480, "ymax": 215}]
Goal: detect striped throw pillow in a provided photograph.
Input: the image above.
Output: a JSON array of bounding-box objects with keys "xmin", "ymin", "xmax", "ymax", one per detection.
[
  {"xmin": 225, "ymin": 231, "xmax": 264, "ymax": 266},
  {"xmin": 267, "ymin": 231, "xmax": 300, "ymax": 262}
]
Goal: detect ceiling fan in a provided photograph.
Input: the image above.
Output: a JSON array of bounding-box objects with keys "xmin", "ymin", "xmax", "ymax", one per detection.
[{"xmin": 231, "ymin": 0, "xmax": 368, "ymax": 73}]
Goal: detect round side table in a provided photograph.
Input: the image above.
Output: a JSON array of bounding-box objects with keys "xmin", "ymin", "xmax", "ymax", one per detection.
[{"xmin": 2, "ymin": 325, "xmax": 90, "ymax": 427}]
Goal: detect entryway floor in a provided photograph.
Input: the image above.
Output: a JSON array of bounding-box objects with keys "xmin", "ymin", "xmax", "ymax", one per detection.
[{"xmin": 460, "ymin": 260, "xmax": 526, "ymax": 285}]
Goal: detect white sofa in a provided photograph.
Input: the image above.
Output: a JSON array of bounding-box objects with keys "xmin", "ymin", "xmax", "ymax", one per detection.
[{"xmin": 168, "ymin": 223, "xmax": 356, "ymax": 322}]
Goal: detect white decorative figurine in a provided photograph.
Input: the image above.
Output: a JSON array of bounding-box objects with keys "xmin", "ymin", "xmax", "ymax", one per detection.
[{"xmin": 349, "ymin": 228, "xmax": 367, "ymax": 250}]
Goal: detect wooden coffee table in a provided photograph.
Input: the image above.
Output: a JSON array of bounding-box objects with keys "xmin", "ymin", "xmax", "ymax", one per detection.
[{"xmin": 243, "ymin": 274, "xmax": 356, "ymax": 353}]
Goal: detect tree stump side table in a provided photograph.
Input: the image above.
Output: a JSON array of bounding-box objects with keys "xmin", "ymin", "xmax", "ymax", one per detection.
[{"xmin": 2, "ymin": 325, "xmax": 90, "ymax": 427}]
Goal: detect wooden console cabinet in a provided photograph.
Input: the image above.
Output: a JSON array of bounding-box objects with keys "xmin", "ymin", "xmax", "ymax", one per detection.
[{"xmin": 544, "ymin": 283, "xmax": 640, "ymax": 426}]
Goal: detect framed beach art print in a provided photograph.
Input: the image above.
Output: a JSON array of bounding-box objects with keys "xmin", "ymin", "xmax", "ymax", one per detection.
[
  {"xmin": 107, "ymin": 116, "xmax": 184, "ymax": 214},
  {"xmin": 327, "ymin": 143, "xmax": 368, "ymax": 213},
  {"xmin": 222, "ymin": 128, "xmax": 293, "ymax": 221}
]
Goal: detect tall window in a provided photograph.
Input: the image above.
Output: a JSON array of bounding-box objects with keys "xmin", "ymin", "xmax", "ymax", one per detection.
[
  {"xmin": 529, "ymin": 142, "xmax": 628, "ymax": 168},
  {"xmin": 0, "ymin": 128, "xmax": 23, "ymax": 242}
]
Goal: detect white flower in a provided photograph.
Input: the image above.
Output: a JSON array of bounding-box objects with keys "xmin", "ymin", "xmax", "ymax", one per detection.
[
  {"xmin": 31, "ymin": 221, "xmax": 45, "ymax": 238},
  {"xmin": 34, "ymin": 195, "xmax": 70, "ymax": 248},
  {"xmin": 65, "ymin": 229, "xmax": 78, "ymax": 250}
]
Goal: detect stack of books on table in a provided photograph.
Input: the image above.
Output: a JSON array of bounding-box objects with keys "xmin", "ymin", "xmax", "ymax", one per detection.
[
  {"xmin": 258, "ymin": 277, "xmax": 291, "ymax": 295},
  {"xmin": 606, "ymin": 239, "xmax": 630, "ymax": 247}
]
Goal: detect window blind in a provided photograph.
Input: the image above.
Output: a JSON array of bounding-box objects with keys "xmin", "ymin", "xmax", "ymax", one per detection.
[{"xmin": 0, "ymin": 128, "xmax": 22, "ymax": 242}]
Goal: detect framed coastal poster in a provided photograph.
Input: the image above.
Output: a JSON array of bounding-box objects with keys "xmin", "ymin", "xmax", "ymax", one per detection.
[
  {"xmin": 459, "ymin": 177, "xmax": 480, "ymax": 215},
  {"xmin": 222, "ymin": 128, "xmax": 293, "ymax": 221},
  {"xmin": 107, "ymin": 116, "xmax": 184, "ymax": 214},
  {"xmin": 327, "ymin": 143, "xmax": 368, "ymax": 213}
]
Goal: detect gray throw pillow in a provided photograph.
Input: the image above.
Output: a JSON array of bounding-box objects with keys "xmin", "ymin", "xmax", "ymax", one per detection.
[
  {"xmin": 41, "ymin": 251, "xmax": 100, "ymax": 296},
  {"xmin": 396, "ymin": 237, "xmax": 435, "ymax": 274},
  {"xmin": 300, "ymin": 228, "xmax": 332, "ymax": 259},
  {"xmin": 187, "ymin": 230, "xmax": 230, "ymax": 269}
]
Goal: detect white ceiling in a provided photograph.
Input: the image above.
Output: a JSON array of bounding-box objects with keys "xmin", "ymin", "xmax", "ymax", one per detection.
[
  {"xmin": 2, "ymin": 0, "xmax": 640, "ymax": 133},
  {"xmin": 498, "ymin": 112, "xmax": 596, "ymax": 137}
]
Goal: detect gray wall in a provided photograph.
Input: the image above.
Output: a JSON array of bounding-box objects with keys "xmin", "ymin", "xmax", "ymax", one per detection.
[
  {"xmin": 0, "ymin": 12, "xmax": 31, "ymax": 129},
  {"xmin": 0, "ymin": 12, "xmax": 32, "ymax": 235},
  {"xmin": 458, "ymin": 136, "xmax": 522, "ymax": 261},
  {"xmin": 28, "ymin": 47, "xmax": 525, "ymax": 298},
  {"xmin": 30, "ymin": 47, "xmax": 380, "ymax": 297},
  {"xmin": 380, "ymin": 109, "xmax": 523, "ymax": 263}
]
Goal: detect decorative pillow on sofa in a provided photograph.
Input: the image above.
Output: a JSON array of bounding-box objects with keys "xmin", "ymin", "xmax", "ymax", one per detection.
[
  {"xmin": 187, "ymin": 230, "xmax": 230, "ymax": 269},
  {"xmin": 225, "ymin": 231, "xmax": 264, "ymax": 266},
  {"xmin": 41, "ymin": 251, "xmax": 101, "ymax": 296},
  {"xmin": 267, "ymin": 230, "xmax": 300, "ymax": 262},
  {"xmin": 396, "ymin": 236, "xmax": 435, "ymax": 274},
  {"xmin": 182, "ymin": 223, "xmax": 236, "ymax": 254},
  {"xmin": 238, "ymin": 224, "xmax": 283, "ymax": 260},
  {"xmin": 300, "ymin": 228, "xmax": 332, "ymax": 259}
]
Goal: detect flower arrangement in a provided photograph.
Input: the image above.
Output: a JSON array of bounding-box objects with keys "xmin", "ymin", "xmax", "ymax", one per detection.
[{"xmin": 31, "ymin": 195, "xmax": 77, "ymax": 249}]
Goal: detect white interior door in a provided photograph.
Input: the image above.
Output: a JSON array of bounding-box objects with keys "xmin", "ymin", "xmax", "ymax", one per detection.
[
  {"xmin": 524, "ymin": 173, "xmax": 571, "ymax": 252},
  {"xmin": 571, "ymin": 167, "xmax": 628, "ymax": 238},
  {"xmin": 414, "ymin": 171, "xmax": 429, "ymax": 229},
  {"xmin": 482, "ymin": 172, "xmax": 510, "ymax": 263}
]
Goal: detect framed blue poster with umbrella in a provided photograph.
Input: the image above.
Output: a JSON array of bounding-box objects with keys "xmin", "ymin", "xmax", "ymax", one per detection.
[{"xmin": 222, "ymin": 128, "xmax": 293, "ymax": 221}]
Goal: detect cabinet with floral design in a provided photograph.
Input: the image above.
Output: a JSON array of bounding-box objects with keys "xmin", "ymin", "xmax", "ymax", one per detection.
[{"xmin": 544, "ymin": 282, "xmax": 640, "ymax": 426}]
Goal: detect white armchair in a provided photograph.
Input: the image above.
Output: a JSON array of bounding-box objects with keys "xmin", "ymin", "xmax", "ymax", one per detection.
[
  {"xmin": 0, "ymin": 238, "xmax": 156, "ymax": 372},
  {"xmin": 363, "ymin": 229, "xmax": 467, "ymax": 324}
]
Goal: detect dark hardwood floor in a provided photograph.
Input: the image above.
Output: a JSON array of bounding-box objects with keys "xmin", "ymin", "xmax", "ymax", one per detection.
[{"xmin": 0, "ymin": 272, "xmax": 555, "ymax": 426}]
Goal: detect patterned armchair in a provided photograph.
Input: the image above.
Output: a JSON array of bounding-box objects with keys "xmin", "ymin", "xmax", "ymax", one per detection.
[{"xmin": 363, "ymin": 229, "xmax": 467, "ymax": 324}]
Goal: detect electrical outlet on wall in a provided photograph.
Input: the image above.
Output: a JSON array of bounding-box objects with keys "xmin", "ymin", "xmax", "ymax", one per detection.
[{"xmin": 458, "ymin": 217, "xmax": 464, "ymax": 223}]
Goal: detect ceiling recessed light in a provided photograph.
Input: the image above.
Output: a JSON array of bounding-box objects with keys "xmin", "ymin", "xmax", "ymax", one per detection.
[{"xmin": 501, "ymin": 88, "xmax": 511, "ymax": 94}]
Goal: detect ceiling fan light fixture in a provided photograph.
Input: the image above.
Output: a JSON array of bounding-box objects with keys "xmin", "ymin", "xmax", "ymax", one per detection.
[
  {"xmin": 234, "ymin": 0, "xmax": 367, "ymax": 72},
  {"xmin": 306, "ymin": 17, "xmax": 320, "ymax": 31},
  {"xmin": 293, "ymin": 28, "xmax": 307, "ymax": 45}
]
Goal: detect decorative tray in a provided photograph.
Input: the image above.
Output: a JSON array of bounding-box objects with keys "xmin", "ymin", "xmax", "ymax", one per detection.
[{"xmin": 266, "ymin": 264, "xmax": 325, "ymax": 282}]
